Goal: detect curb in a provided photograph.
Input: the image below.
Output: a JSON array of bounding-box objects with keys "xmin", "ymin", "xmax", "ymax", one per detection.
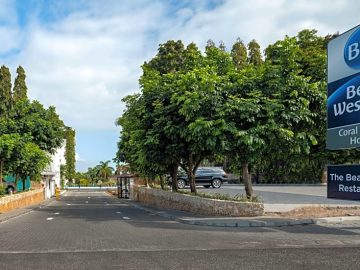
[{"xmin": 127, "ymin": 201, "xmax": 360, "ymax": 227}]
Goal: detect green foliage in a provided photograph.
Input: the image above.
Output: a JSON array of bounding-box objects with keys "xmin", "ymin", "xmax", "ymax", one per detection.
[
  {"xmin": 247, "ymin": 39, "xmax": 263, "ymax": 66},
  {"xmin": 10, "ymin": 140, "xmax": 50, "ymax": 183},
  {"xmin": 0, "ymin": 183, "xmax": 6, "ymax": 196},
  {"xmin": 0, "ymin": 65, "xmax": 12, "ymax": 117},
  {"xmin": 13, "ymin": 66, "xmax": 28, "ymax": 103},
  {"xmin": 97, "ymin": 160, "xmax": 114, "ymax": 180},
  {"xmin": 231, "ymin": 38, "xmax": 247, "ymax": 70},
  {"xmin": 0, "ymin": 65, "xmax": 65, "ymax": 185},
  {"xmin": 65, "ymin": 128, "xmax": 76, "ymax": 180},
  {"xmin": 117, "ymin": 29, "xmax": 351, "ymax": 196}
]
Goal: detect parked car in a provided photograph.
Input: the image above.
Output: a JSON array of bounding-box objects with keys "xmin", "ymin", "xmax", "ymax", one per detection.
[{"xmin": 168, "ymin": 167, "xmax": 227, "ymax": 189}]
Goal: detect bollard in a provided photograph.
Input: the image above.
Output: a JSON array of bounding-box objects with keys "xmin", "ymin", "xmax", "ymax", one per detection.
[{"xmin": 55, "ymin": 186, "xmax": 61, "ymax": 200}]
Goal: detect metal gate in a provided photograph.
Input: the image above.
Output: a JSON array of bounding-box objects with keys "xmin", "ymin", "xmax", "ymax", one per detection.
[{"xmin": 116, "ymin": 174, "xmax": 132, "ymax": 199}]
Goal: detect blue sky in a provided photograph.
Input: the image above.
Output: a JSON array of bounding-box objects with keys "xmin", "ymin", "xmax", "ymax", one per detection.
[{"xmin": 1, "ymin": 0, "xmax": 360, "ymax": 172}]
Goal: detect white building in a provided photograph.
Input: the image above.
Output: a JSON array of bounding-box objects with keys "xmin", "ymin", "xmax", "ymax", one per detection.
[{"xmin": 41, "ymin": 143, "xmax": 66, "ymax": 199}]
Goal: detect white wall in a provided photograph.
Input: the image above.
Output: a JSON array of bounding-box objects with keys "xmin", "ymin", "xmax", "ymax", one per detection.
[{"xmin": 41, "ymin": 142, "xmax": 66, "ymax": 198}]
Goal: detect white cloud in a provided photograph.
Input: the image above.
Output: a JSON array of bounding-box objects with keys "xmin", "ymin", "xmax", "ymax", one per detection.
[
  {"xmin": 75, "ymin": 153, "xmax": 84, "ymax": 162},
  {"xmin": 9, "ymin": 1, "xmax": 168, "ymax": 130},
  {"xmin": 159, "ymin": 0, "xmax": 360, "ymax": 50},
  {"xmin": 0, "ymin": 0, "xmax": 21, "ymax": 55},
  {"xmin": 2, "ymin": 0, "xmax": 360, "ymax": 133}
]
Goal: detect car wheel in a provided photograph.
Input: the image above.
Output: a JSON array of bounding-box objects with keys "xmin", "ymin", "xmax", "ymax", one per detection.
[
  {"xmin": 6, "ymin": 186, "xmax": 15, "ymax": 194},
  {"xmin": 203, "ymin": 185, "xmax": 211, "ymax": 188},
  {"xmin": 211, "ymin": 179, "xmax": 222, "ymax": 189},
  {"xmin": 177, "ymin": 179, "xmax": 186, "ymax": 189}
]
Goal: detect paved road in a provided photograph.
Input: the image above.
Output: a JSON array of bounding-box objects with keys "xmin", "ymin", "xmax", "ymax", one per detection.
[
  {"xmin": 0, "ymin": 191, "xmax": 360, "ymax": 269},
  {"xmin": 199, "ymin": 185, "xmax": 360, "ymax": 211}
]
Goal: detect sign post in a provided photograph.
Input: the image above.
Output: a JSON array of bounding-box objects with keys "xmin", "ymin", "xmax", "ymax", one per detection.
[{"xmin": 327, "ymin": 25, "xmax": 360, "ymax": 200}]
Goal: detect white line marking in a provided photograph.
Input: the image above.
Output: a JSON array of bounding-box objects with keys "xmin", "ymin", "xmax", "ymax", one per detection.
[
  {"xmin": 66, "ymin": 204, "xmax": 71, "ymax": 206},
  {"xmin": 116, "ymin": 212, "xmax": 122, "ymax": 214},
  {"xmin": 123, "ymin": 217, "xmax": 130, "ymax": 220},
  {"xmin": 54, "ymin": 212, "xmax": 60, "ymax": 215},
  {"xmin": 46, "ymin": 218, "xmax": 54, "ymax": 221}
]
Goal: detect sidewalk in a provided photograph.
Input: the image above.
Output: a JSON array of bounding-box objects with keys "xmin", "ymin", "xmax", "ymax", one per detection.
[{"xmin": 127, "ymin": 200, "xmax": 360, "ymax": 228}]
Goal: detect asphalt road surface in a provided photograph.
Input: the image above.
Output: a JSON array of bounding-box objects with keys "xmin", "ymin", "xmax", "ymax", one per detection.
[{"xmin": 0, "ymin": 191, "xmax": 359, "ymax": 270}]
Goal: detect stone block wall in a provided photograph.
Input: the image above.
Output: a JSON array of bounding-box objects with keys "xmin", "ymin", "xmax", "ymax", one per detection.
[
  {"xmin": 0, "ymin": 189, "xmax": 44, "ymax": 213},
  {"xmin": 132, "ymin": 186, "xmax": 264, "ymax": 217}
]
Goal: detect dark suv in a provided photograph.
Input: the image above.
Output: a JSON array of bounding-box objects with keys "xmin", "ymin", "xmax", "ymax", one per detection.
[{"xmin": 168, "ymin": 167, "xmax": 227, "ymax": 189}]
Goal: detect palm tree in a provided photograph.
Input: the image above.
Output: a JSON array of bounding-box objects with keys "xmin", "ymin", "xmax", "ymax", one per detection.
[
  {"xmin": 86, "ymin": 166, "xmax": 100, "ymax": 185},
  {"xmin": 97, "ymin": 160, "xmax": 114, "ymax": 181}
]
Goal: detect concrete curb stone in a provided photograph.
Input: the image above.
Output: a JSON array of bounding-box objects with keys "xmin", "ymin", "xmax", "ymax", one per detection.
[{"xmin": 127, "ymin": 201, "xmax": 360, "ymax": 227}]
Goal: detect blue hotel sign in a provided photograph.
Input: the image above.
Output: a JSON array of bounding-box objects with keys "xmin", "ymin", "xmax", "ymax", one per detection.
[
  {"xmin": 328, "ymin": 165, "xmax": 360, "ymax": 200},
  {"xmin": 327, "ymin": 25, "xmax": 360, "ymax": 201},
  {"xmin": 327, "ymin": 25, "xmax": 360, "ymax": 149}
]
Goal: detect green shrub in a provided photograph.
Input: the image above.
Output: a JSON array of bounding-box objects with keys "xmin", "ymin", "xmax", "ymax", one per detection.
[{"xmin": 0, "ymin": 183, "xmax": 6, "ymax": 196}]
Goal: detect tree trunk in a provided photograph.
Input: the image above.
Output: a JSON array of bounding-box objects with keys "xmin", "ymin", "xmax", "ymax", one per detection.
[
  {"xmin": 22, "ymin": 178, "xmax": 26, "ymax": 191},
  {"xmin": 171, "ymin": 165, "xmax": 178, "ymax": 192},
  {"xmin": 321, "ymin": 164, "xmax": 327, "ymax": 185},
  {"xmin": 242, "ymin": 163, "xmax": 253, "ymax": 199},
  {"xmin": 188, "ymin": 153, "xmax": 196, "ymax": 194},
  {"xmin": 223, "ymin": 157, "xmax": 228, "ymax": 172},
  {"xmin": 188, "ymin": 170, "xmax": 196, "ymax": 194},
  {"xmin": 160, "ymin": 175, "xmax": 165, "ymax": 189}
]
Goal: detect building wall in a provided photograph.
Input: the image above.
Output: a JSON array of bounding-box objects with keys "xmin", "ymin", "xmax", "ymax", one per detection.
[{"xmin": 42, "ymin": 143, "xmax": 66, "ymax": 199}]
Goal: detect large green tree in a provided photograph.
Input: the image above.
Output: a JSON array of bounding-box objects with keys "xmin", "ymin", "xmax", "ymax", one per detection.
[
  {"xmin": 0, "ymin": 65, "xmax": 12, "ymax": 116},
  {"xmin": 9, "ymin": 138, "xmax": 50, "ymax": 190},
  {"xmin": 65, "ymin": 127, "xmax": 76, "ymax": 180},
  {"xmin": 247, "ymin": 39, "xmax": 263, "ymax": 66},
  {"xmin": 0, "ymin": 65, "xmax": 65, "ymax": 187},
  {"xmin": 231, "ymin": 38, "xmax": 247, "ymax": 70},
  {"xmin": 13, "ymin": 66, "xmax": 28, "ymax": 103},
  {"xmin": 97, "ymin": 160, "xmax": 114, "ymax": 180}
]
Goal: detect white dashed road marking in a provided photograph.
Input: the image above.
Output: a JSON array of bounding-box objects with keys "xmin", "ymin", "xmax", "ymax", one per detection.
[
  {"xmin": 46, "ymin": 218, "xmax": 54, "ymax": 221},
  {"xmin": 123, "ymin": 217, "xmax": 130, "ymax": 220}
]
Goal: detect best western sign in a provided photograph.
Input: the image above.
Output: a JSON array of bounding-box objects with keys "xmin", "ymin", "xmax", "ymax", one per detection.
[
  {"xmin": 327, "ymin": 25, "xmax": 360, "ymax": 149},
  {"xmin": 328, "ymin": 165, "xmax": 360, "ymax": 200},
  {"xmin": 327, "ymin": 25, "xmax": 360, "ymax": 201}
]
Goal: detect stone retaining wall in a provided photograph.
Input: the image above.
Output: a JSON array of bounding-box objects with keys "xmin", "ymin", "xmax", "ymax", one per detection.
[
  {"xmin": 132, "ymin": 186, "xmax": 264, "ymax": 217},
  {"xmin": 0, "ymin": 189, "xmax": 44, "ymax": 213}
]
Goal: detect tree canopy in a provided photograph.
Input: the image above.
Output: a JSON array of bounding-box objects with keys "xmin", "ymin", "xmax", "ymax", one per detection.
[
  {"xmin": 0, "ymin": 65, "xmax": 66, "ymax": 186},
  {"xmin": 116, "ymin": 29, "xmax": 354, "ymax": 197}
]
